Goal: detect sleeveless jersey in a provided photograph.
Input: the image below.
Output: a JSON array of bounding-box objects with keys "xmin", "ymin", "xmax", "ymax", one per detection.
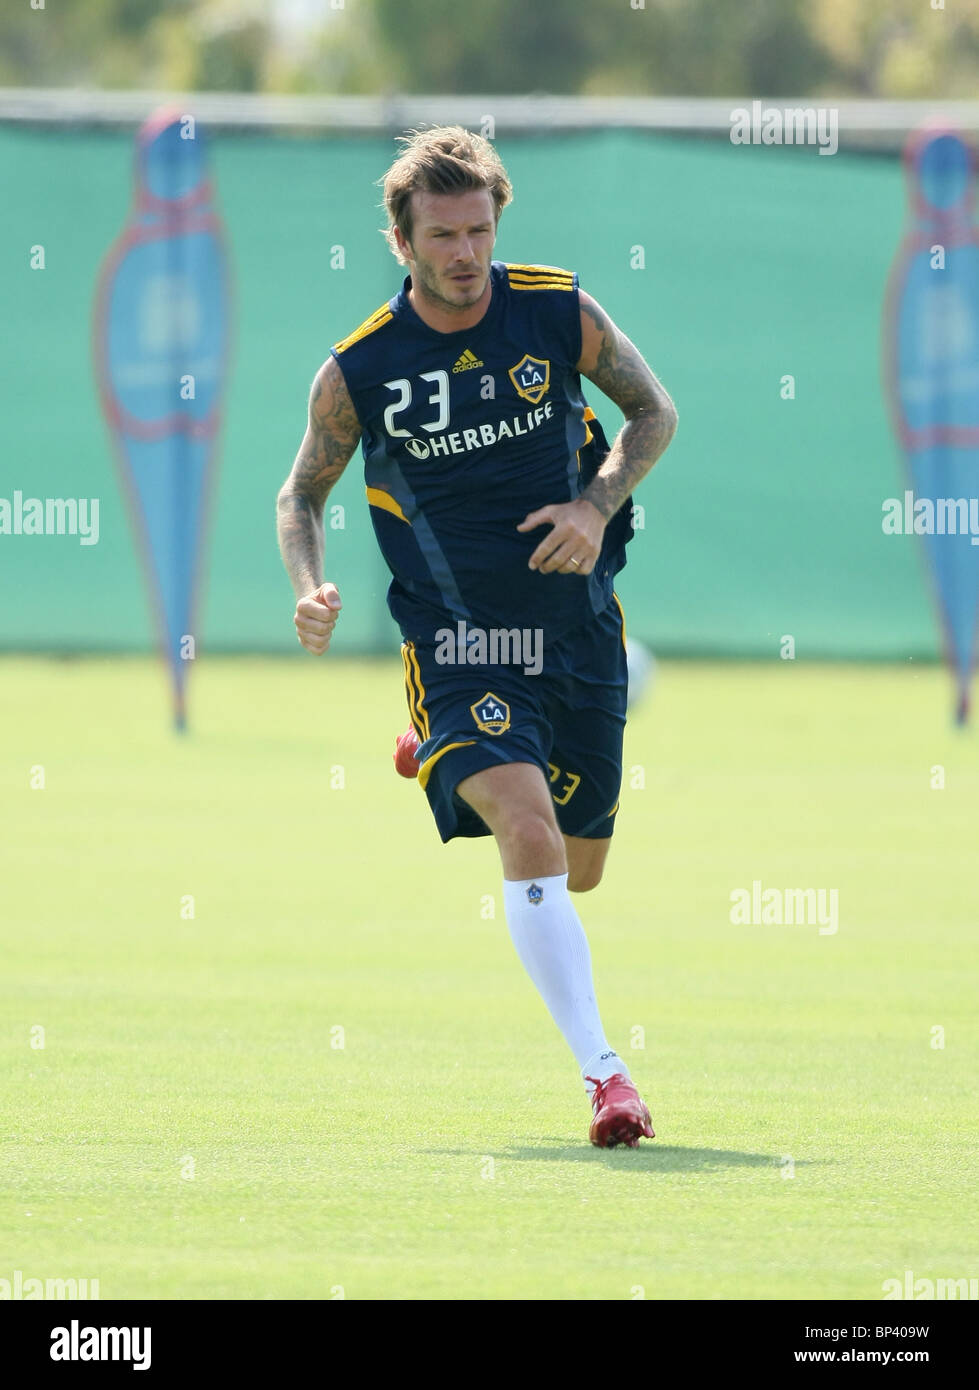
[{"xmin": 330, "ymin": 260, "xmax": 633, "ymax": 643}]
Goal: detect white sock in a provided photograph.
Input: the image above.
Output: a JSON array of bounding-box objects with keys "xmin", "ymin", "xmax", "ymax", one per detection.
[
  {"xmin": 579, "ymin": 1046, "xmax": 631, "ymax": 1094},
  {"xmin": 501, "ymin": 873, "xmax": 630, "ymax": 1094}
]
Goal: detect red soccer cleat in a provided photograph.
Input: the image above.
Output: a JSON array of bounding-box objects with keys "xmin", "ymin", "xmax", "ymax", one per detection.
[
  {"xmin": 393, "ymin": 724, "xmax": 421, "ymax": 778},
  {"xmin": 586, "ymin": 1074, "xmax": 655, "ymax": 1149}
]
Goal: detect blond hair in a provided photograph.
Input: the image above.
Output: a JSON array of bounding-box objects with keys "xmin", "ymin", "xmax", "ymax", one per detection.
[{"xmin": 380, "ymin": 125, "xmax": 513, "ymax": 263}]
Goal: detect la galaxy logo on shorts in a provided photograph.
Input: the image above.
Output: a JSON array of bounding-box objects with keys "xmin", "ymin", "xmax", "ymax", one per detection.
[
  {"xmin": 526, "ymin": 882, "xmax": 544, "ymax": 906},
  {"xmin": 508, "ymin": 354, "xmax": 550, "ymax": 405},
  {"xmin": 470, "ymin": 691, "xmax": 511, "ymax": 735}
]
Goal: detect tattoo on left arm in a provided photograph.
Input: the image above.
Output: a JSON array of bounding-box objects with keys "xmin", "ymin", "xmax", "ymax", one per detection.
[{"xmin": 576, "ymin": 294, "xmax": 678, "ymax": 521}]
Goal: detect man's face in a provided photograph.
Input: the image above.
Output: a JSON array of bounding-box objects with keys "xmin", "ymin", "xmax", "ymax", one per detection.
[{"xmin": 397, "ymin": 188, "xmax": 497, "ymax": 311}]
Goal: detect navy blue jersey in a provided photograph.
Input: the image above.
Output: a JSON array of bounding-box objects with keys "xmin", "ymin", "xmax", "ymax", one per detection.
[{"xmin": 331, "ymin": 261, "xmax": 633, "ymax": 642}]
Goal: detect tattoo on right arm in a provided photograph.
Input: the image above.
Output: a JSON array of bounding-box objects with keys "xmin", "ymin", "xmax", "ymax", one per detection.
[{"xmin": 276, "ymin": 357, "xmax": 361, "ymax": 597}]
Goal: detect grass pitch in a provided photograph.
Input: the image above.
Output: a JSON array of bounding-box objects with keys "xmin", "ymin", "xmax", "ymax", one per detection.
[{"xmin": 1, "ymin": 656, "xmax": 977, "ymax": 1300}]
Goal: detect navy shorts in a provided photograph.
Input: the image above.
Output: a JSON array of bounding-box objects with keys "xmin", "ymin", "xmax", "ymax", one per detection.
[{"xmin": 400, "ymin": 594, "xmax": 629, "ymax": 843}]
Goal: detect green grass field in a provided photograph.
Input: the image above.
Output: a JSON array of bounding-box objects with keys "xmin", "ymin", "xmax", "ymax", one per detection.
[{"xmin": 1, "ymin": 656, "xmax": 977, "ymax": 1300}]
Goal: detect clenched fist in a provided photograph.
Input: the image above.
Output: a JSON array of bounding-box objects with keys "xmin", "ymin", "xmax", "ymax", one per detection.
[{"xmin": 294, "ymin": 583, "xmax": 342, "ymax": 655}]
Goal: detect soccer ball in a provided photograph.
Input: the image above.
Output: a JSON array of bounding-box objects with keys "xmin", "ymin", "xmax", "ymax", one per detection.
[{"xmin": 625, "ymin": 637, "xmax": 656, "ymax": 709}]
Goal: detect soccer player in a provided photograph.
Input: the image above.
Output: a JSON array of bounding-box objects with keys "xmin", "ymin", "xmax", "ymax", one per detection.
[{"xmin": 276, "ymin": 127, "xmax": 677, "ymax": 1147}]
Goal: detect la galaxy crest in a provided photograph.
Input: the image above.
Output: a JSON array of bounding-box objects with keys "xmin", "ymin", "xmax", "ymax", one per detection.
[
  {"xmin": 470, "ymin": 691, "xmax": 511, "ymax": 735},
  {"xmin": 508, "ymin": 353, "xmax": 550, "ymax": 405}
]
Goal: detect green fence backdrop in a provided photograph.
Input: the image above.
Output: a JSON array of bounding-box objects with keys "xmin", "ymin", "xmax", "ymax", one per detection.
[{"xmin": 0, "ymin": 125, "xmax": 936, "ymax": 658}]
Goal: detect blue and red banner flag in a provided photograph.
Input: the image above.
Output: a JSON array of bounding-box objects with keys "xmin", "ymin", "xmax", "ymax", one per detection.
[
  {"xmin": 883, "ymin": 126, "xmax": 979, "ymax": 724},
  {"xmin": 94, "ymin": 108, "xmax": 231, "ymax": 729}
]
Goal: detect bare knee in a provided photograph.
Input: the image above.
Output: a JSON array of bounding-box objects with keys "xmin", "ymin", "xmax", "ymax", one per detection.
[
  {"xmin": 455, "ymin": 762, "xmax": 566, "ymax": 879},
  {"xmin": 500, "ymin": 810, "xmax": 565, "ymax": 870}
]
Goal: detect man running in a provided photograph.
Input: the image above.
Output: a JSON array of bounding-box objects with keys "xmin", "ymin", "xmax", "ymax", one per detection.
[{"xmin": 276, "ymin": 126, "xmax": 677, "ymax": 1147}]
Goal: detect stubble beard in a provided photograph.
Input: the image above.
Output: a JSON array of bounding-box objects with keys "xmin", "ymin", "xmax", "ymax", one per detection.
[{"xmin": 411, "ymin": 254, "xmax": 489, "ymax": 314}]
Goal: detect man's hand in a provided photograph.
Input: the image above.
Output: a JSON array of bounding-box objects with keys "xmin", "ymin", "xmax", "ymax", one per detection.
[
  {"xmin": 294, "ymin": 583, "xmax": 342, "ymax": 654},
  {"xmin": 517, "ymin": 498, "xmax": 606, "ymax": 575}
]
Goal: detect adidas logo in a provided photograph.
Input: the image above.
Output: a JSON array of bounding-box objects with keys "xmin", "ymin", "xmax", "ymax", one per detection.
[{"xmin": 451, "ymin": 349, "xmax": 484, "ymax": 373}]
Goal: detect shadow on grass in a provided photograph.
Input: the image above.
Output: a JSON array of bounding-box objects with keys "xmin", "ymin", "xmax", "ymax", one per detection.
[{"xmin": 421, "ymin": 1143, "xmax": 822, "ymax": 1171}]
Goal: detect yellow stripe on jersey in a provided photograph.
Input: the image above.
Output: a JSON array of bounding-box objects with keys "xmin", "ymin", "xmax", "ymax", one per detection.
[
  {"xmin": 401, "ymin": 644, "xmax": 423, "ymax": 738},
  {"xmin": 583, "ymin": 406, "xmax": 596, "ymax": 422},
  {"xmin": 333, "ymin": 303, "xmax": 393, "ymax": 353},
  {"xmin": 336, "ymin": 301, "xmax": 390, "ymax": 337},
  {"xmin": 418, "ymin": 740, "xmax": 477, "ymax": 791},
  {"xmin": 510, "ymin": 281, "xmax": 575, "ymax": 292},
  {"xmin": 505, "ymin": 262, "xmax": 574, "ymax": 278},
  {"xmin": 506, "ymin": 272, "xmax": 574, "ymax": 282},
  {"xmin": 612, "ymin": 592, "xmax": 628, "ymax": 653},
  {"xmin": 407, "ymin": 643, "xmax": 431, "ymax": 740},
  {"xmin": 505, "ymin": 263, "xmax": 575, "ymax": 292},
  {"xmin": 401, "ymin": 641, "xmax": 430, "ymax": 741},
  {"xmin": 366, "ymin": 487, "xmax": 409, "ymax": 524}
]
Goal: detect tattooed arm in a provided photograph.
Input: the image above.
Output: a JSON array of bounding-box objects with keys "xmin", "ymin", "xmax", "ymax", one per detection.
[
  {"xmin": 518, "ymin": 292, "xmax": 676, "ymax": 576},
  {"xmin": 576, "ymin": 290, "xmax": 678, "ymax": 521},
  {"xmin": 276, "ymin": 356, "xmax": 361, "ymax": 652}
]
